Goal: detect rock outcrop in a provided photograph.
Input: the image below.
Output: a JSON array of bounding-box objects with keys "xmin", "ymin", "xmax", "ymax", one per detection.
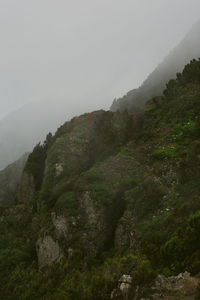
[
  {"xmin": 150, "ymin": 272, "xmax": 199, "ymax": 300},
  {"xmin": 111, "ymin": 274, "xmax": 132, "ymax": 299},
  {"xmin": 36, "ymin": 235, "xmax": 64, "ymax": 269},
  {"xmin": 51, "ymin": 212, "xmax": 68, "ymax": 238}
]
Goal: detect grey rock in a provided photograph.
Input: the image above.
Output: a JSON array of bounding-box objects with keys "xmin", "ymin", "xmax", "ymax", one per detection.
[
  {"xmin": 51, "ymin": 212, "xmax": 68, "ymax": 238},
  {"xmin": 36, "ymin": 235, "xmax": 63, "ymax": 269},
  {"xmin": 153, "ymin": 271, "xmax": 199, "ymax": 298},
  {"xmin": 55, "ymin": 163, "xmax": 63, "ymax": 176},
  {"xmin": 111, "ymin": 274, "xmax": 132, "ymax": 299}
]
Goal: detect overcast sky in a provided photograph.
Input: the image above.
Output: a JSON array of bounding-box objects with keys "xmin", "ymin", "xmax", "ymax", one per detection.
[{"xmin": 0, "ymin": 0, "xmax": 200, "ymax": 119}]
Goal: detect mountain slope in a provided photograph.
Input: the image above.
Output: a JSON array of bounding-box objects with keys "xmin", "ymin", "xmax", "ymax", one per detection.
[
  {"xmin": 1, "ymin": 59, "xmax": 200, "ymax": 299},
  {"xmin": 110, "ymin": 20, "xmax": 200, "ymax": 112},
  {"xmin": 0, "ymin": 153, "xmax": 28, "ymax": 207},
  {"xmin": 0, "ymin": 98, "xmax": 96, "ymax": 171},
  {"xmin": 1, "ymin": 21, "xmax": 200, "ymax": 172}
]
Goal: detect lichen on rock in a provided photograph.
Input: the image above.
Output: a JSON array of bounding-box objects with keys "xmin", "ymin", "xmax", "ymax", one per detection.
[
  {"xmin": 51, "ymin": 212, "xmax": 68, "ymax": 238},
  {"xmin": 36, "ymin": 235, "xmax": 63, "ymax": 269}
]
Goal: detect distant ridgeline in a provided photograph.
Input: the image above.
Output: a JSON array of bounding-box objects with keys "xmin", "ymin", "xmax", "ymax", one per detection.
[
  {"xmin": 110, "ymin": 20, "xmax": 200, "ymax": 112},
  {"xmin": 0, "ymin": 21, "xmax": 200, "ymax": 173},
  {"xmin": 1, "ymin": 59, "xmax": 200, "ymax": 299}
]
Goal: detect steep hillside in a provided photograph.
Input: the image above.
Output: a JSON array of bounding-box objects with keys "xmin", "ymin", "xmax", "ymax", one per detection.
[
  {"xmin": 1, "ymin": 59, "xmax": 200, "ymax": 299},
  {"xmin": 110, "ymin": 20, "xmax": 200, "ymax": 113},
  {"xmin": 0, "ymin": 153, "xmax": 28, "ymax": 207},
  {"xmin": 0, "ymin": 98, "xmax": 93, "ymax": 171},
  {"xmin": 1, "ymin": 21, "xmax": 200, "ymax": 172}
]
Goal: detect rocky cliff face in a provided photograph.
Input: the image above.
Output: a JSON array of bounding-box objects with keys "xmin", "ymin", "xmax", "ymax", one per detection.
[
  {"xmin": 36, "ymin": 235, "xmax": 64, "ymax": 269},
  {"xmin": 32, "ymin": 110, "xmax": 134, "ymax": 265},
  {"xmin": 1, "ymin": 60, "xmax": 200, "ymax": 299}
]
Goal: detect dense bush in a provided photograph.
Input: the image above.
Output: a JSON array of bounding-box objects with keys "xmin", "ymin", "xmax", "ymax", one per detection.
[
  {"xmin": 55, "ymin": 191, "xmax": 79, "ymax": 215},
  {"xmin": 161, "ymin": 210, "xmax": 200, "ymax": 274}
]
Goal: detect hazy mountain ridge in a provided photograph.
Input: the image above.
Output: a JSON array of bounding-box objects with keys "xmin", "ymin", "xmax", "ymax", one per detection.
[
  {"xmin": 0, "ymin": 99, "xmax": 89, "ymax": 170},
  {"xmin": 110, "ymin": 20, "xmax": 200, "ymax": 112},
  {"xmin": 1, "ymin": 59, "xmax": 200, "ymax": 299},
  {"xmin": 0, "ymin": 152, "xmax": 28, "ymax": 207},
  {"xmin": 1, "ymin": 21, "xmax": 200, "ymax": 172}
]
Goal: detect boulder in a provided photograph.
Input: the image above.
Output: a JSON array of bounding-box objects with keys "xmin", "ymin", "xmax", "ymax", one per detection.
[
  {"xmin": 36, "ymin": 235, "xmax": 63, "ymax": 269},
  {"xmin": 111, "ymin": 274, "xmax": 132, "ymax": 299}
]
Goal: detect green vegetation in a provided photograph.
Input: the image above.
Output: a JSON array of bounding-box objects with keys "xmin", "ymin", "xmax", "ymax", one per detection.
[
  {"xmin": 55, "ymin": 192, "xmax": 79, "ymax": 216},
  {"xmin": 161, "ymin": 210, "xmax": 200, "ymax": 274},
  {"xmin": 1, "ymin": 59, "xmax": 200, "ymax": 298},
  {"xmin": 151, "ymin": 145, "xmax": 177, "ymax": 160},
  {"xmin": 25, "ymin": 133, "xmax": 53, "ymax": 190}
]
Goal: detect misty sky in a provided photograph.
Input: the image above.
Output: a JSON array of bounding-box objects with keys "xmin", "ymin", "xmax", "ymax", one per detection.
[{"xmin": 0, "ymin": 0, "xmax": 200, "ymax": 120}]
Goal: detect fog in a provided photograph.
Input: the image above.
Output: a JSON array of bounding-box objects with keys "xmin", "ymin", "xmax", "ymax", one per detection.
[
  {"xmin": 1, "ymin": 0, "xmax": 200, "ymax": 119},
  {"xmin": 1, "ymin": 0, "xmax": 200, "ymax": 170}
]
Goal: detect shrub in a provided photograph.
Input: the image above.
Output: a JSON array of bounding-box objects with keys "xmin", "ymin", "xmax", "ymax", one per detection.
[
  {"xmin": 151, "ymin": 146, "xmax": 176, "ymax": 160},
  {"xmin": 55, "ymin": 192, "xmax": 78, "ymax": 215}
]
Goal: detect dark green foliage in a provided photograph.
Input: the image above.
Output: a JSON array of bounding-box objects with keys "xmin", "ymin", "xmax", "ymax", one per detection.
[
  {"xmin": 1, "ymin": 59, "xmax": 200, "ymax": 298},
  {"xmin": 151, "ymin": 146, "xmax": 177, "ymax": 160},
  {"xmin": 0, "ymin": 250, "xmax": 154, "ymax": 300},
  {"xmin": 161, "ymin": 210, "xmax": 200, "ymax": 274},
  {"xmin": 125, "ymin": 178, "xmax": 165, "ymax": 218},
  {"xmin": 0, "ymin": 207, "xmax": 38, "ymax": 298},
  {"xmin": 25, "ymin": 143, "xmax": 46, "ymax": 189},
  {"xmin": 25, "ymin": 133, "xmax": 53, "ymax": 190},
  {"xmin": 90, "ymin": 110, "xmax": 133, "ymax": 160},
  {"xmin": 195, "ymin": 283, "xmax": 200, "ymax": 300},
  {"xmin": 55, "ymin": 191, "xmax": 79, "ymax": 215},
  {"xmin": 168, "ymin": 59, "xmax": 200, "ymax": 95}
]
